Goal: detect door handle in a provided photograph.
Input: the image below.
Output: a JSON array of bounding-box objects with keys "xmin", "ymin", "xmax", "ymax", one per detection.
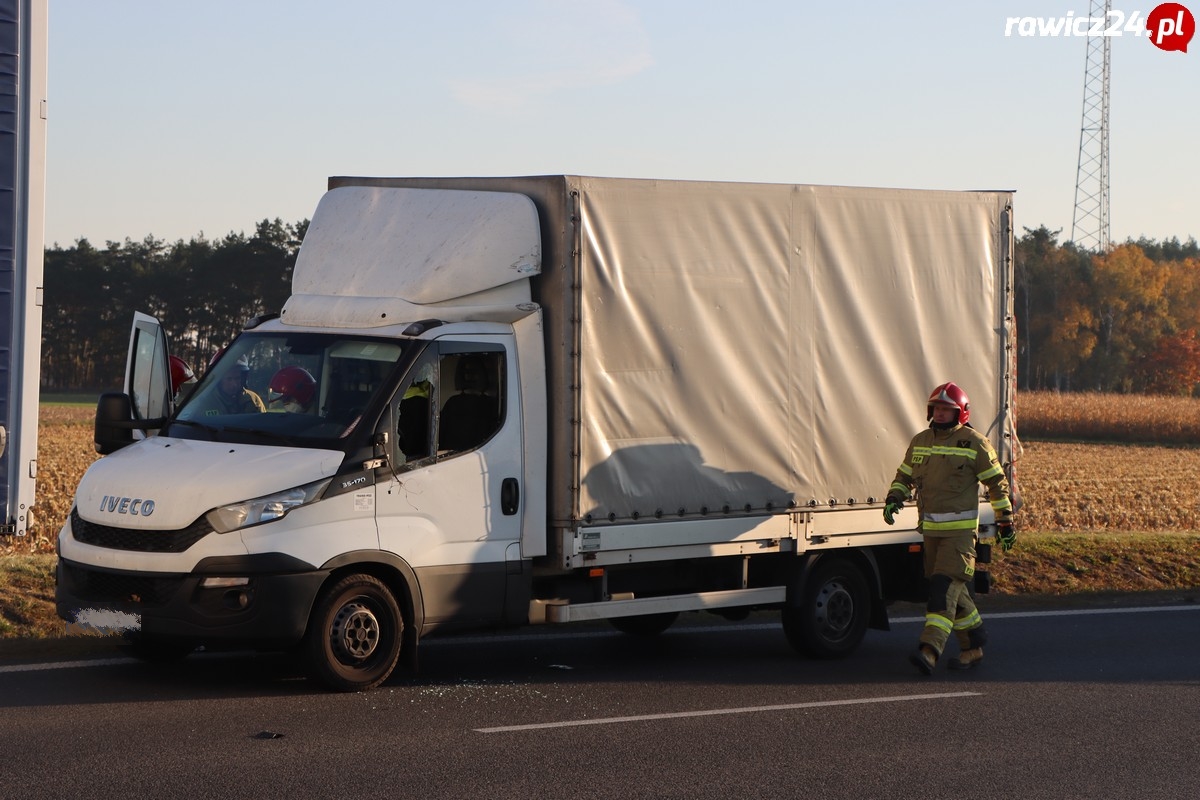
[{"xmin": 501, "ymin": 477, "xmax": 520, "ymax": 516}]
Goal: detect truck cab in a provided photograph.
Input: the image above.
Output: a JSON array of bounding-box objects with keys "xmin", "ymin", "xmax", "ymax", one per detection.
[{"xmin": 59, "ymin": 187, "xmax": 548, "ymax": 691}]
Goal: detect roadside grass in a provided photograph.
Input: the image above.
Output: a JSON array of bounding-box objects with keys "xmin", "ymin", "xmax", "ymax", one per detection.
[
  {"xmin": 994, "ymin": 532, "xmax": 1200, "ymax": 594},
  {"xmin": 38, "ymin": 392, "xmax": 97, "ymax": 406},
  {"xmin": 0, "ymin": 554, "xmax": 59, "ymax": 639}
]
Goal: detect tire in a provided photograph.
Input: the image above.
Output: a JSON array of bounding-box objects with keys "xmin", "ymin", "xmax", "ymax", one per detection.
[
  {"xmin": 609, "ymin": 611, "xmax": 679, "ymax": 637},
  {"xmin": 782, "ymin": 558, "xmax": 870, "ymax": 659},
  {"xmin": 304, "ymin": 573, "xmax": 403, "ymax": 692}
]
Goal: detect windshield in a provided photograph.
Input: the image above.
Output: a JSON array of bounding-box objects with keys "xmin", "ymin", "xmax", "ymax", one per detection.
[{"xmin": 170, "ymin": 331, "xmax": 410, "ymax": 446}]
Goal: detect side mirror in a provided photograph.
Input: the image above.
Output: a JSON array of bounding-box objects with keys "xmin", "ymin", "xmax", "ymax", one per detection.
[{"xmin": 94, "ymin": 392, "xmax": 135, "ymax": 455}]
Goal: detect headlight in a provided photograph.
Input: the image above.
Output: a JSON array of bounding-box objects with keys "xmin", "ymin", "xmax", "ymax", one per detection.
[{"xmin": 206, "ymin": 479, "xmax": 330, "ymax": 533}]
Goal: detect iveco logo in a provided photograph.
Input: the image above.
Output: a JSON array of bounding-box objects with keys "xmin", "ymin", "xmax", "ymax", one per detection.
[
  {"xmin": 100, "ymin": 496, "xmax": 156, "ymax": 516},
  {"xmin": 340, "ymin": 476, "xmax": 368, "ymax": 490}
]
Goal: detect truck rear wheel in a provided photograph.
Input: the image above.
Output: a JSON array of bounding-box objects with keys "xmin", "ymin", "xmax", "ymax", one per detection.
[
  {"xmin": 782, "ymin": 558, "xmax": 869, "ymax": 659},
  {"xmin": 305, "ymin": 573, "xmax": 403, "ymax": 692}
]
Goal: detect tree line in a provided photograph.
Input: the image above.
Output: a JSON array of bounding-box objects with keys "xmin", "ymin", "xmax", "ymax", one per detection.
[
  {"xmin": 1017, "ymin": 227, "xmax": 1200, "ymax": 393},
  {"xmin": 42, "ymin": 219, "xmax": 306, "ymax": 391},
  {"xmin": 40, "ymin": 220, "xmax": 1200, "ymax": 395}
]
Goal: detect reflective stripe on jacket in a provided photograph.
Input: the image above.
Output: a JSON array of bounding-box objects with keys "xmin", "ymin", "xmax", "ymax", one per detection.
[{"xmin": 888, "ymin": 423, "xmax": 1011, "ymax": 533}]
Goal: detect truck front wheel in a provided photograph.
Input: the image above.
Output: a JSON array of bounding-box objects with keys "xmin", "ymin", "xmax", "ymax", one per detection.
[
  {"xmin": 782, "ymin": 558, "xmax": 870, "ymax": 659},
  {"xmin": 305, "ymin": 573, "xmax": 403, "ymax": 692}
]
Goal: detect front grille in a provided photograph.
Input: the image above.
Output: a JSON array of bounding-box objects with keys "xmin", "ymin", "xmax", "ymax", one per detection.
[
  {"xmin": 61, "ymin": 561, "xmax": 181, "ymax": 606},
  {"xmin": 71, "ymin": 508, "xmax": 214, "ymax": 553}
]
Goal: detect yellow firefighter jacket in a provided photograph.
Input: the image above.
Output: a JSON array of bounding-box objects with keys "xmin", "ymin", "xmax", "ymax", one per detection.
[{"xmin": 888, "ymin": 423, "xmax": 1012, "ymax": 535}]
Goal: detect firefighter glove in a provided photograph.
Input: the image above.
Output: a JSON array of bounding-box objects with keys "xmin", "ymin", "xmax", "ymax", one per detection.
[
  {"xmin": 996, "ymin": 521, "xmax": 1016, "ymax": 552},
  {"xmin": 883, "ymin": 499, "xmax": 903, "ymax": 526}
]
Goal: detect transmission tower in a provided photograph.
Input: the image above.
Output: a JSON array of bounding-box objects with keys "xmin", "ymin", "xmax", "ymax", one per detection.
[{"xmin": 1071, "ymin": 0, "xmax": 1112, "ymax": 252}]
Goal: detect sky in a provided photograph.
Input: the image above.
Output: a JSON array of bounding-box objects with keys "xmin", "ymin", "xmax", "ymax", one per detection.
[{"xmin": 43, "ymin": 0, "xmax": 1200, "ymax": 249}]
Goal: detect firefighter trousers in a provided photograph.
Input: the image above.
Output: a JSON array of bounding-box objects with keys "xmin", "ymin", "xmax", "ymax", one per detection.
[{"xmin": 920, "ymin": 531, "xmax": 987, "ymax": 657}]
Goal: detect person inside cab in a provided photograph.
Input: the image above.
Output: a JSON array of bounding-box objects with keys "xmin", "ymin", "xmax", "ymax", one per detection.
[
  {"xmin": 169, "ymin": 355, "xmax": 198, "ymax": 406},
  {"xmin": 268, "ymin": 366, "xmax": 317, "ymax": 414},
  {"xmin": 202, "ymin": 354, "xmax": 266, "ymax": 415}
]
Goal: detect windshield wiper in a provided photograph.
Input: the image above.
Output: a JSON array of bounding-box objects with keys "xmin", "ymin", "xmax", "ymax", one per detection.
[
  {"xmin": 168, "ymin": 418, "xmax": 220, "ymax": 437},
  {"xmin": 170, "ymin": 418, "xmax": 296, "ymax": 446},
  {"xmin": 217, "ymin": 425, "xmax": 299, "ymax": 446}
]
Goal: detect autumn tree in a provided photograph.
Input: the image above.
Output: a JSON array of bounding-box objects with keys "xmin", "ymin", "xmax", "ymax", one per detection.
[
  {"xmin": 1162, "ymin": 257, "xmax": 1200, "ymax": 335},
  {"xmin": 1080, "ymin": 243, "xmax": 1171, "ymax": 391},
  {"xmin": 1015, "ymin": 227, "xmax": 1096, "ymax": 390},
  {"xmin": 1133, "ymin": 330, "xmax": 1200, "ymax": 395}
]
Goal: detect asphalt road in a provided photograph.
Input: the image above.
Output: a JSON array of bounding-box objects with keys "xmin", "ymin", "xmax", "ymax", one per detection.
[{"xmin": 1, "ymin": 593, "xmax": 1197, "ymax": 800}]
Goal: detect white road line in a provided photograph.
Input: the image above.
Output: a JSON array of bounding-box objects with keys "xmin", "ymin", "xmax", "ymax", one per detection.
[
  {"xmin": 892, "ymin": 604, "xmax": 1200, "ymax": 624},
  {"xmin": 985, "ymin": 604, "xmax": 1200, "ymax": 619},
  {"xmin": 474, "ymin": 691, "xmax": 982, "ymax": 734},
  {"xmin": 0, "ymin": 657, "xmax": 132, "ymax": 674}
]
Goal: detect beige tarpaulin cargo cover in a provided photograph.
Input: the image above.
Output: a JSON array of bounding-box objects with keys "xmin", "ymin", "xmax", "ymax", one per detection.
[{"xmin": 326, "ymin": 176, "xmax": 1016, "ymax": 527}]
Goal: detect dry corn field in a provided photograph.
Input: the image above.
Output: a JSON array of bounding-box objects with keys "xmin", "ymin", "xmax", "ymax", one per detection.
[
  {"xmin": 1015, "ymin": 441, "xmax": 1200, "ymax": 531},
  {"xmin": 4, "ymin": 392, "xmax": 1200, "ymax": 557},
  {"xmin": 1014, "ymin": 391, "xmax": 1200, "ymax": 531},
  {"xmin": 1016, "ymin": 390, "xmax": 1200, "ymax": 444},
  {"xmin": 14, "ymin": 405, "xmax": 102, "ymax": 554}
]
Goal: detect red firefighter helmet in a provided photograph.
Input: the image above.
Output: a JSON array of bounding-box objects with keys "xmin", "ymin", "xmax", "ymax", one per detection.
[
  {"xmin": 169, "ymin": 356, "xmax": 197, "ymax": 396},
  {"xmin": 207, "ymin": 347, "xmax": 227, "ymax": 373},
  {"xmin": 926, "ymin": 381, "xmax": 970, "ymax": 425},
  {"xmin": 268, "ymin": 366, "xmax": 316, "ymax": 411}
]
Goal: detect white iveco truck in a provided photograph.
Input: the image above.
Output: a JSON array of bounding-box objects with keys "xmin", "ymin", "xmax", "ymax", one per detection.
[{"xmin": 57, "ymin": 176, "xmax": 1018, "ymax": 691}]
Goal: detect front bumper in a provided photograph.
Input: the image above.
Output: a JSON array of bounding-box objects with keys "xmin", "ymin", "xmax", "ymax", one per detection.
[{"xmin": 55, "ymin": 553, "xmax": 327, "ymax": 649}]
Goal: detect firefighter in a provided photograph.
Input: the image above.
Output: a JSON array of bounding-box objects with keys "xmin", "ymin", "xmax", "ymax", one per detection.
[
  {"xmin": 168, "ymin": 355, "xmax": 197, "ymax": 405},
  {"xmin": 200, "ymin": 354, "xmax": 266, "ymax": 415},
  {"xmin": 267, "ymin": 366, "xmax": 317, "ymax": 413},
  {"xmin": 883, "ymin": 381, "xmax": 1015, "ymax": 674}
]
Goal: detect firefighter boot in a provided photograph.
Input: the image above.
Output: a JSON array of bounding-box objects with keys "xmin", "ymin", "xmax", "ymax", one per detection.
[
  {"xmin": 909, "ymin": 644, "xmax": 938, "ymax": 676},
  {"xmin": 949, "ymin": 625, "xmax": 987, "ymax": 670},
  {"xmin": 949, "ymin": 648, "xmax": 984, "ymax": 670}
]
